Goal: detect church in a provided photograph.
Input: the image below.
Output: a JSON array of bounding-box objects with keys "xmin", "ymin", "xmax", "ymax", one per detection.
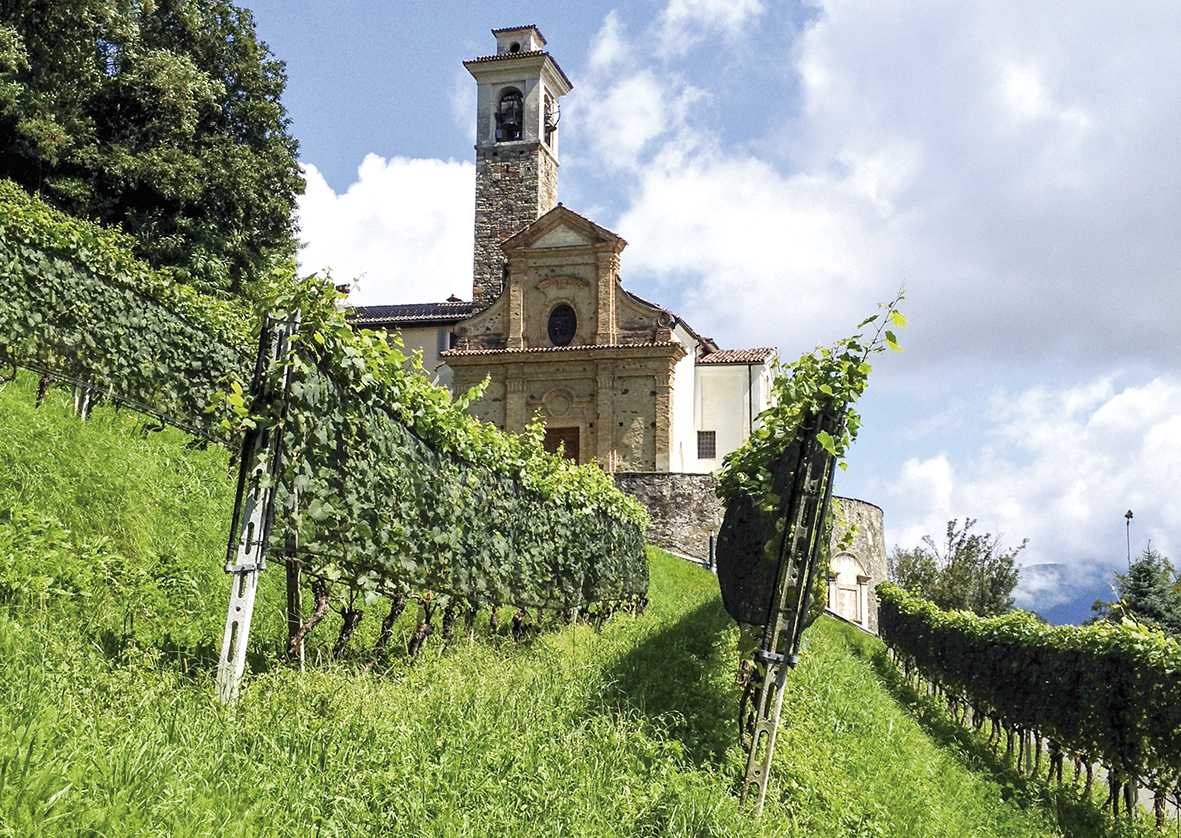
[
  {"xmin": 350, "ymin": 26, "xmax": 887, "ymax": 632},
  {"xmin": 352, "ymin": 25, "xmax": 775, "ymax": 475}
]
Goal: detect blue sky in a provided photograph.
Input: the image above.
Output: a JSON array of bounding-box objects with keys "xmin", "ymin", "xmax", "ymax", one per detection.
[{"xmin": 244, "ymin": 0, "xmax": 1181, "ymax": 624}]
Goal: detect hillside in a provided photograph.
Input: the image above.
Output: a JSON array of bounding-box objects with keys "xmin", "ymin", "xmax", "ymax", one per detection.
[{"xmin": 0, "ymin": 370, "xmax": 1078, "ymax": 837}]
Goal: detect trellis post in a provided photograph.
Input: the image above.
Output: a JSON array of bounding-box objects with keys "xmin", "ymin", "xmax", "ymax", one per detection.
[
  {"xmin": 739, "ymin": 408, "xmax": 842, "ymax": 817},
  {"xmin": 216, "ymin": 312, "xmax": 299, "ymax": 704}
]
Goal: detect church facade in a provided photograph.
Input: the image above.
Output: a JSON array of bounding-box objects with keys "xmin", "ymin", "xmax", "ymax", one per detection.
[{"xmin": 350, "ymin": 26, "xmax": 887, "ymax": 633}]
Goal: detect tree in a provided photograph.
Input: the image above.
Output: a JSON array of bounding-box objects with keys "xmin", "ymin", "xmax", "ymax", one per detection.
[
  {"xmin": 889, "ymin": 518, "xmax": 1024, "ymax": 616},
  {"xmin": 0, "ymin": 0, "xmax": 303, "ymax": 298},
  {"xmin": 1091, "ymin": 546, "xmax": 1181, "ymax": 636}
]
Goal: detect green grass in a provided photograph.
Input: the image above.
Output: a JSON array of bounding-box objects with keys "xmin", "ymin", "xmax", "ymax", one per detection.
[{"xmin": 0, "ymin": 371, "xmax": 1145, "ymax": 836}]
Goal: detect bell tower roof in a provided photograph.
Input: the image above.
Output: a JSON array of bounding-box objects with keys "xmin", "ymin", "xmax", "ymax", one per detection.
[{"xmin": 491, "ymin": 25, "xmax": 547, "ymax": 54}]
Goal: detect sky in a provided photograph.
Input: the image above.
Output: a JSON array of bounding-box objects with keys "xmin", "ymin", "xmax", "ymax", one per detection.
[{"xmin": 243, "ymin": 0, "xmax": 1181, "ymax": 624}]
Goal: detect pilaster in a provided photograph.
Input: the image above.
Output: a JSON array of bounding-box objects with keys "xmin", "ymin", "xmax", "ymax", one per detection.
[
  {"xmin": 594, "ymin": 251, "xmax": 619, "ymax": 345},
  {"xmin": 595, "ymin": 362, "xmax": 616, "ymax": 472},
  {"xmin": 506, "ymin": 283, "xmax": 524, "ymax": 349},
  {"xmin": 654, "ymin": 372, "xmax": 672, "ymax": 471},
  {"xmin": 506, "ymin": 365, "xmax": 527, "ymax": 432}
]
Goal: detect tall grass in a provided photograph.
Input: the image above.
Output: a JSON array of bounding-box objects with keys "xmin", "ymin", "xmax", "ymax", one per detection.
[{"xmin": 0, "ymin": 370, "xmax": 1085, "ymax": 836}]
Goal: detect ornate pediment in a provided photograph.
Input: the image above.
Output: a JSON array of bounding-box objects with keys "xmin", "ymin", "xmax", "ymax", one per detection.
[
  {"xmin": 502, "ymin": 204, "xmax": 626, "ymax": 254},
  {"xmin": 532, "ymin": 226, "xmax": 594, "ymax": 248}
]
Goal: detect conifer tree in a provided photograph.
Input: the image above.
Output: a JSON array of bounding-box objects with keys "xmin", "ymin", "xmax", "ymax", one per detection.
[{"xmin": 1092, "ymin": 545, "xmax": 1181, "ymax": 635}]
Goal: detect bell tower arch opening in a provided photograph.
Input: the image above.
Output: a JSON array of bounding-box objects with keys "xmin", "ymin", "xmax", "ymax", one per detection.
[
  {"xmin": 496, "ymin": 88, "xmax": 523, "ymax": 141},
  {"xmin": 464, "ymin": 26, "xmax": 572, "ymax": 310}
]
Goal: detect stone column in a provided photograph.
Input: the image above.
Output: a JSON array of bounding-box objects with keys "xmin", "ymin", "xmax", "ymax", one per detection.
[{"xmin": 857, "ymin": 574, "xmax": 871, "ymax": 627}]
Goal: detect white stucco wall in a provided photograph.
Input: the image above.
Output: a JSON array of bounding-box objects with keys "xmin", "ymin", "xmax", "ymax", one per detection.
[
  {"xmin": 393, "ymin": 326, "xmax": 456, "ymax": 390},
  {"xmin": 687, "ymin": 359, "xmax": 774, "ymax": 474},
  {"xmin": 668, "ymin": 322, "xmax": 699, "ymax": 473}
]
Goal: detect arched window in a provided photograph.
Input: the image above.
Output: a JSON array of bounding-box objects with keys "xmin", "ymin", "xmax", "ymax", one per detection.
[
  {"xmin": 547, "ymin": 304, "xmax": 577, "ymax": 346},
  {"xmin": 495, "ymin": 89, "xmax": 523, "ymax": 142}
]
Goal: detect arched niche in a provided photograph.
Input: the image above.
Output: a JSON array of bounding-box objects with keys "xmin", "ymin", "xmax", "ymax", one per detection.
[{"xmin": 828, "ymin": 552, "xmax": 871, "ymax": 627}]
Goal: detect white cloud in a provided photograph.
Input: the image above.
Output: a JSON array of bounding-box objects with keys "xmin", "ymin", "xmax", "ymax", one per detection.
[
  {"xmin": 585, "ymin": 0, "xmax": 1181, "ymax": 371},
  {"xmin": 883, "ymin": 376, "xmax": 1181, "ymax": 595},
  {"xmin": 658, "ymin": 0, "xmax": 765, "ymax": 55},
  {"xmin": 296, "ymin": 155, "xmax": 474, "ymax": 305},
  {"xmin": 570, "ymin": 70, "xmax": 708, "ymax": 174},
  {"xmin": 588, "ymin": 11, "xmax": 629, "ymax": 72}
]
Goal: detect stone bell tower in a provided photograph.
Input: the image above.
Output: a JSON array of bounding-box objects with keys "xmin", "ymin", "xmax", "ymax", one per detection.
[{"xmin": 464, "ymin": 26, "xmax": 572, "ymax": 309}]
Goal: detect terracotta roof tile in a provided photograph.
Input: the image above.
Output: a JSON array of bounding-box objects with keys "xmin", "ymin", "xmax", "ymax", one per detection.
[
  {"xmin": 462, "ymin": 51, "xmax": 572, "ymax": 89},
  {"xmin": 491, "ymin": 25, "xmax": 546, "ymax": 43},
  {"xmin": 443, "ymin": 341, "xmax": 681, "ymax": 357},
  {"xmin": 697, "ymin": 347, "xmax": 776, "ymax": 364}
]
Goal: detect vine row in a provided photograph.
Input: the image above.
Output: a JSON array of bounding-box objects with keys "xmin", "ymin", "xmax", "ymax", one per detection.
[
  {"xmin": 264, "ymin": 278, "xmax": 649, "ymax": 614},
  {"xmin": 1, "ymin": 179, "xmax": 650, "ymax": 634},
  {"xmin": 877, "ymin": 582, "xmax": 1181, "ymax": 822}
]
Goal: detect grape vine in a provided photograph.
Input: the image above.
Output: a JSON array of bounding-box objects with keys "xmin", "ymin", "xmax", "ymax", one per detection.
[
  {"xmin": 878, "ymin": 582, "xmax": 1181, "ymax": 805},
  {"xmin": 1, "ymin": 178, "xmax": 650, "ymax": 650}
]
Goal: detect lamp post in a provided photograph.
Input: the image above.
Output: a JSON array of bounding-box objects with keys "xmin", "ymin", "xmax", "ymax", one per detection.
[{"xmin": 1125, "ymin": 510, "xmax": 1133, "ymax": 570}]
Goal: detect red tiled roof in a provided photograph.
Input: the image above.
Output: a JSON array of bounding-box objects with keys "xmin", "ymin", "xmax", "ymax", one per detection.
[
  {"xmin": 491, "ymin": 25, "xmax": 546, "ymax": 43},
  {"xmin": 462, "ymin": 51, "xmax": 573, "ymax": 90},
  {"xmin": 697, "ymin": 348, "xmax": 775, "ymax": 364}
]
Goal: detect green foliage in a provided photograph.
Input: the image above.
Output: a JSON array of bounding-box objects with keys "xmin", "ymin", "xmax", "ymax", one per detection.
[
  {"xmin": 0, "ymin": 338, "xmax": 1125, "ymax": 838},
  {"xmin": 0, "ymin": 178, "xmax": 254, "ymax": 436},
  {"xmin": 0, "ymin": 0, "xmax": 303, "ymax": 296},
  {"xmin": 0, "ymin": 181, "xmax": 646, "ymax": 618},
  {"xmin": 259, "ymin": 276, "xmax": 649, "ymax": 610},
  {"xmin": 714, "ymin": 296, "xmax": 904, "ymax": 630},
  {"xmin": 1092, "ymin": 546, "xmax": 1181, "ymax": 636},
  {"xmin": 715, "ymin": 296, "xmax": 904, "ymax": 508},
  {"xmin": 878, "ymin": 582, "xmax": 1181, "ymax": 789},
  {"xmin": 889, "ymin": 519, "xmax": 1024, "ymax": 617}
]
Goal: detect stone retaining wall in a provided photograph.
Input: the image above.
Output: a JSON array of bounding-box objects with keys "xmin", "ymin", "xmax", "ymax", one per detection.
[
  {"xmin": 613, "ymin": 472, "xmax": 722, "ymax": 561},
  {"xmin": 614, "ymin": 472, "xmax": 887, "ymax": 629}
]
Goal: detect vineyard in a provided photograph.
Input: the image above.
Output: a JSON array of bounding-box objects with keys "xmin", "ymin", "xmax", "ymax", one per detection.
[
  {"xmin": 0, "ymin": 371, "xmax": 1073, "ymax": 835},
  {"xmin": 877, "ymin": 582, "xmax": 1181, "ymax": 826},
  {"xmin": 4, "ymin": 174, "xmax": 1174, "ymax": 834},
  {"xmin": 0, "ymin": 179, "xmax": 647, "ymax": 674}
]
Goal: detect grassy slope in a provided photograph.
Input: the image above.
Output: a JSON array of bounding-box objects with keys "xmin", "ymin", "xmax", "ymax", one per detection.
[{"xmin": 0, "ymin": 372, "xmax": 1074, "ymax": 837}]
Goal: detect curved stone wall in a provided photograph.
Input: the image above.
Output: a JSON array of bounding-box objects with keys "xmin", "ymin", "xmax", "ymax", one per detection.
[{"xmin": 614, "ymin": 473, "xmax": 888, "ymax": 631}]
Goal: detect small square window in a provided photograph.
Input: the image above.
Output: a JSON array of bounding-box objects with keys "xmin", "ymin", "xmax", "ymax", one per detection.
[{"xmin": 697, "ymin": 430, "xmax": 717, "ymax": 459}]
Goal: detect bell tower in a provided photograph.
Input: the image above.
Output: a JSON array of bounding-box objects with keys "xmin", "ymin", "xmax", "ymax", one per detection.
[{"xmin": 464, "ymin": 26, "xmax": 572, "ymax": 309}]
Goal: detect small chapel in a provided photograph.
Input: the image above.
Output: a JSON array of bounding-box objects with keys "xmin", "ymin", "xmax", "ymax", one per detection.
[{"xmin": 350, "ymin": 26, "xmax": 888, "ymax": 632}]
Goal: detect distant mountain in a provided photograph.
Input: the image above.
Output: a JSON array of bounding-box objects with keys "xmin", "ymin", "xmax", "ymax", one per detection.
[{"xmin": 1013, "ymin": 563, "xmax": 1117, "ymax": 626}]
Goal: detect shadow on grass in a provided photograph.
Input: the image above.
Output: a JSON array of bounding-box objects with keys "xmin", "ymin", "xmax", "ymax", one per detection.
[
  {"xmin": 589, "ymin": 595, "xmax": 740, "ymax": 768},
  {"xmin": 844, "ymin": 633, "xmax": 1140, "ymax": 838}
]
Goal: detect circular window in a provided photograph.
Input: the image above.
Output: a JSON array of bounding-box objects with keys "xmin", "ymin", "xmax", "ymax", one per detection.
[{"xmin": 548, "ymin": 304, "xmax": 577, "ymax": 346}]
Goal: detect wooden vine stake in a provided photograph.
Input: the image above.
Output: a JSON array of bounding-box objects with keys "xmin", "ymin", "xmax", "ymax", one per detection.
[
  {"xmin": 216, "ymin": 312, "xmax": 300, "ymax": 704},
  {"xmin": 739, "ymin": 407, "xmax": 842, "ymax": 817}
]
